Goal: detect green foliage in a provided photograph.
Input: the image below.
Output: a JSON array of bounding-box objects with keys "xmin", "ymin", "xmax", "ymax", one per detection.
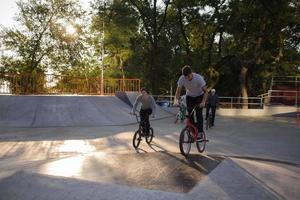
[{"xmin": 1, "ymin": 0, "xmax": 300, "ymax": 96}]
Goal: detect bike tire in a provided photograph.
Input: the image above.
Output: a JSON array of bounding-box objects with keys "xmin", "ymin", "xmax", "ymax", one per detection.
[
  {"xmin": 196, "ymin": 131, "xmax": 206, "ymax": 153},
  {"xmin": 133, "ymin": 130, "xmax": 142, "ymax": 148},
  {"xmin": 146, "ymin": 127, "xmax": 154, "ymax": 144},
  {"xmin": 179, "ymin": 127, "xmax": 192, "ymax": 157}
]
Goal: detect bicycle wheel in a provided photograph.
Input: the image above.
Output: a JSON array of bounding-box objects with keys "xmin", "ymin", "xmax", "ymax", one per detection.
[
  {"xmin": 196, "ymin": 131, "xmax": 206, "ymax": 153},
  {"xmin": 146, "ymin": 127, "xmax": 154, "ymax": 144},
  {"xmin": 179, "ymin": 127, "xmax": 192, "ymax": 157},
  {"xmin": 133, "ymin": 130, "xmax": 142, "ymax": 148}
]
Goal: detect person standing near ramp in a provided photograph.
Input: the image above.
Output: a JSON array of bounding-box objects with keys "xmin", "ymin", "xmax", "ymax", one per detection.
[{"xmin": 206, "ymin": 88, "xmax": 219, "ymax": 126}]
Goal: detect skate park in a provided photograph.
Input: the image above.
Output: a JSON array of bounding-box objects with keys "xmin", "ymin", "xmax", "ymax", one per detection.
[
  {"xmin": 0, "ymin": 1, "xmax": 300, "ymax": 199},
  {"xmin": 0, "ymin": 90, "xmax": 299, "ymax": 200}
]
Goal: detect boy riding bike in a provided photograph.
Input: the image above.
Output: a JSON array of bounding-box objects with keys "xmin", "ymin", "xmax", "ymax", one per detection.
[
  {"xmin": 131, "ymin": 87, "xmax": 156, "ymax": 135},
  {"xmin": 174, "ymin": 65, "xmax": 208, "ymax": 137}
]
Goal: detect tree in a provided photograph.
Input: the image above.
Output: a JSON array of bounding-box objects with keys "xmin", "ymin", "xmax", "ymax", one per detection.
[
  {"xmin": 127, "ymin": 0, "xmax": 171, "ymax": 94},
  {"xmin": 91, "ymin": 0, "xmax": 138, "ymax": 81},
  {"xmin": 0, "ymin": 0, "xmax": 86, "ymax": 74}
]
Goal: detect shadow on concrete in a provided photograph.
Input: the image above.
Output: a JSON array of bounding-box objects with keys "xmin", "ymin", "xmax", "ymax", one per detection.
[
  {"xmin": 273, "ymin": 112, "xmax": 298, "ymax": 118},
  {"xmin": 31, "ymin": 150, "xmax": 223, "ymax": 193}
]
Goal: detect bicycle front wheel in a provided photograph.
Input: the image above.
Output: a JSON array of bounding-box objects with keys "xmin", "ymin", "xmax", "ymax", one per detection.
[
  {"xmin": 179, "ymin": 127, "xmax": 192, "ymax": 157},
  {"xmin": 196, "ymin": 131, "xmax": 206, "ymax": 153},
  {"xmin": 133, "ymin": 130, "xmax": 142, "ymax": 148},
  {"xmin": 146, "ymin": 127, "xmax": 154, "ymax": 144}
]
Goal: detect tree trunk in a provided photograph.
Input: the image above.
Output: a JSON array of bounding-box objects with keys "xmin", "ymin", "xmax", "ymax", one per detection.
[
  {"xmin": 208, "ymin": 31, "xmax": 217, "ymax": 66},
  {"xmin": 120, "ymin": 57, "xmax": 126, "ymax": 91},
  {"xmin": 240, "ymin": 66, "xmax": 248, "ymax": 109},
  {"xmin": 178, "ymin": 6, "xmax": 190, "ymax": 57},
  {"xmin": 218, "ymin": 31, "xmax": 223, "ymax": 57}
]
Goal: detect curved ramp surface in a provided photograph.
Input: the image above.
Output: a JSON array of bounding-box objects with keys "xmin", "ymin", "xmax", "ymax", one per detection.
[{"xmin": 0, "ymin": 95, "xmax": 172, "ymax": 128}]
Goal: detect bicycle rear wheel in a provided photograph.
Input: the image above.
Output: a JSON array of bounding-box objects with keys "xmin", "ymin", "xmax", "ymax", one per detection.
[
  {"xmin": 146, "ymin": 127, "xmax": 154, "ymax": 144},
  {"xmin": 133, "ymin": 130, "xmax": 142, "ymax": 148},
  {"xmin": 196, "ymin": 131, "xmax": 206, "ymax": 153},
  {"xmin": 179, "ymin": 127, "xmax": 192, "ymax": 157}
]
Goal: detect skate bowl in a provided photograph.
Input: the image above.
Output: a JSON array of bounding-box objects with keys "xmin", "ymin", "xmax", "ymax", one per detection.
[{"xmin": 0, "ymin": 94, "xmax": 172, "ymax": 128}]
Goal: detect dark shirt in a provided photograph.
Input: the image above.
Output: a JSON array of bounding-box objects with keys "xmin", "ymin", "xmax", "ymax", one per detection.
[{"xmin": 208, "ymin": 94, "xmax": 219, "ymax": 106}]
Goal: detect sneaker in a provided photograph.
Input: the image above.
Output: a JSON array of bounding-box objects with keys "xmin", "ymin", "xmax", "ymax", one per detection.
[{"xmin": 197, "ymin": 133, "xmax": 203, "ymax": 141}]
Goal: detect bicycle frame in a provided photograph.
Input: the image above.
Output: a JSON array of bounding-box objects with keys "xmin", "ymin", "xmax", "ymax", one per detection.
[
  {"xmin": 185, "ymin": 117, "xmax": 198, "ymax": 141},
  {"xmin": 132, "ymin": 111, "xmax": 150, "ymax": 132},
  {"xmin": 133, "ymin": 114, "xmax": 145, "ymax": 130}
]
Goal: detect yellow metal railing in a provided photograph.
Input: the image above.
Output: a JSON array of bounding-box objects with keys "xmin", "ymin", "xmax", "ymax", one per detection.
[{"xmin": 0, "ymin": 73, "xmax": 140, "ymax": 95}]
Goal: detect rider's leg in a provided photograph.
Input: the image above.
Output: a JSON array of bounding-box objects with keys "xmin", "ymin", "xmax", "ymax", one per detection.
[
  {"xmin": 186, "ymin": 95, "xmax": 194, "ymax": 116},
  {"xmin": 145, "ymin": 109, "xmax": 152, "ymax": 134},
  {"xmin": 195, "ymin": 106, "xmax": 204, "ymax": 132},
  {"xmin": 195, "ymin": 95, "xmax": 204, "ymax": 134},
  {"xmin": 186, "ymin": 95, "xmax": 204, "ymax": 133},
  {"xmin": 140, "ymin": 109, "xmax": 146, "ymax": 133}
]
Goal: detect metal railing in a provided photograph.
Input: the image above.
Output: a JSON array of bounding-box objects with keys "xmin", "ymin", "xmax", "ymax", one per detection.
[
  {"xmin": 0, "ymin": 73, "xmax": 140, "ymax": 95},
  {"xmin": 152, "ymin": 95, "xmax": 264, "ymax": 109},
  {"xmin": 218, "ymin": 96, "xmax": 263, "ymax": 109},
  {"xmin": 271, "ymin": 76, "xmax": 299, "ymax": 90}
]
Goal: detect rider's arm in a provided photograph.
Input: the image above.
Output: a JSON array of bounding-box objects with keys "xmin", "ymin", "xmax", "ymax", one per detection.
[
  {"xmin": 200, "ymin": 86, "xmax": 208, "ymax": 108},
  {"xmin": 174, "ymin": 85, "xmax": 182, "ymax": 105},
  {"xmin": 132, "ymin": 95, "xmax": 141, "ymax": 113},
  {"xmin": 150, "ymin": 96, "xmax": 156, "ymax": 116}
]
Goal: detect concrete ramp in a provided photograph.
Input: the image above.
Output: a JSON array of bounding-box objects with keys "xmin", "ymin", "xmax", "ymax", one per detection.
[
  {"xmin": 115, "ymin": 91, "xmax": 133, "ymax": 107},
  {"xmin": 0, "ymin": 171, "xmax": 184, "ymax": 200},
  {"xmin": 0, "ymin": 95, "xmax": 172, "ymax": 128},
  {"xmin": 189, "ymin": 158, "xmax": 280, "ymax": 200}
]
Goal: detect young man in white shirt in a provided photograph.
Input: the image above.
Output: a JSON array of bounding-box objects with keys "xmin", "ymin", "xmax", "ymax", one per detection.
[{"xmin": 174, "ymin": 65, "xmax": 208, "ymax": 134}]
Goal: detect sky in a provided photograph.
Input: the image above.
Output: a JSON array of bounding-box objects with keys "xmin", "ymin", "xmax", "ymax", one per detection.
[
  {"xmin": 0, "ymin": 0, "xmax": 18, "ymax": 27},
  {"xmin": 0, "ymin": 0, "xmax": 91, "ymax": 28}
]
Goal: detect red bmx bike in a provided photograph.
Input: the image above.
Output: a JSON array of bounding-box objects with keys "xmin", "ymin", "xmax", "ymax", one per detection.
[{"xmin": 179, "ymin": 106, "xmax": 208, "ymax": 157}]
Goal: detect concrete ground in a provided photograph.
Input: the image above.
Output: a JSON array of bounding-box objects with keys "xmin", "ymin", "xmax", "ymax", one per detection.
[{"xmin": 0, "ymin": 115, "xmax": 299, "ymax": 200}]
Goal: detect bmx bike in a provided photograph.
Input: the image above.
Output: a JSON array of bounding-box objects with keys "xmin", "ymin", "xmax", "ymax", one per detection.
[
  {"xmin": 131, "ymin": 113, "xmax": 154, "ymax": 148},
  {"xmin": 179, "ymin": 106, "xmax": 209, "ymax": 157}
]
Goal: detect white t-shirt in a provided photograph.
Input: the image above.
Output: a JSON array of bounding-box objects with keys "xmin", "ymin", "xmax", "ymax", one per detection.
[{"xmin": 177, "ymin": 73, "xmax": 206, "ymax": 97}]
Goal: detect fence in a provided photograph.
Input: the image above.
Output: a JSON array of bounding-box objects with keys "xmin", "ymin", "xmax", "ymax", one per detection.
[
  {"xmin": 271, "ymin": 76, "xmax": 299, "ymax": 88},
  {"xmin": 218, "ymin": 96, "xmax": 263, "ymax": 109},
  {"xmin": 0, "ymin": 73, "xmax": 140, "ymax": 95},
  {"xmin": 152, "ymin": 95, "xmax": 264, "ymax": 109}
]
